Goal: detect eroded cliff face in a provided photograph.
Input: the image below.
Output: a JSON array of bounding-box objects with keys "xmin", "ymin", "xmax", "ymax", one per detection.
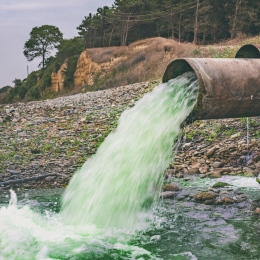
[
  {"xmin": 51, "ymin": 62, "xmax": 67, "ymax": 92},
  {"xmin": 50, "ymin": 48, "xmax": 126, "ymax": 91},
  {"xmin": 73, "ymin": 51, "xmax": 101, "ymax": 87}
]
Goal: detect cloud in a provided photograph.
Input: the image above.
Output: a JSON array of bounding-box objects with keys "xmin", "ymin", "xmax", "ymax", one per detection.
[{"xmin": 0, "ymin": 0, "xmax": 85, "ymax": 11}]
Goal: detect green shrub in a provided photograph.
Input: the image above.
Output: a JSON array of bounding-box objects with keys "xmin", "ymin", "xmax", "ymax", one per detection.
[
  {"xmin": 63, "ymin": 56, "xmax": 79, "ymax": 88},
  {"xmin": 17, "ymin": 85, "xmax": 27, "ymax": 99},
  {"xmin": 0, "ymin": 86, "xmax": 11, "ymax": 94},
  {"xmin": 28, "ymin": 86, "xmax": 41, "ymax": 100}
]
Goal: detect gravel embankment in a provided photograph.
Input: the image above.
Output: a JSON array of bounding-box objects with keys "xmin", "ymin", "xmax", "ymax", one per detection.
[
  {"xmin": 0, "ymin": 80, "xmax": 259, "ymax": 190},
  {"xmin": 0, "ymin": 81, "xmax": 157, "ymax": 189}
]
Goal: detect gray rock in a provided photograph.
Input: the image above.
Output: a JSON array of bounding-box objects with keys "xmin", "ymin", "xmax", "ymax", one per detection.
[
  {"xmin": 45, "ymin": 176, "xmax": 56, "ymax": 181},
  {"xmin": 206, "ymin": 147, "xmax": 217, "ymax": 158},
  {"xmin": 212, "ymin": 161, "xmax": 224, "ymax": 168},
  {"xmin": 160, "ymin": 191, "xmax": 178, "ymax": 199},
  {"xmin": 9, "ymin": 170, "xmax": 19, "ymax": 175}
]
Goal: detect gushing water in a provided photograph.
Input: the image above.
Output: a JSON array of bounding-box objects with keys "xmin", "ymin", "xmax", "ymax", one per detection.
[
  {"xmin": 61, "ymin": 72, "xmax": 198, "ymax": 228},
  {"xmin": 0, "ymin": 72, "xmax": 198, "ymax": 259},
  {"xmin": 9, "ymin": 189, "xmax": 17, "ymax": 206}
]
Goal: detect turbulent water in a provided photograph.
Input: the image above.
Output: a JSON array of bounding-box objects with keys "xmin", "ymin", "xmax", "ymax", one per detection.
[
  {"xmin": 62, "ymin": 72, "xmax": 198, "ymax": 228},
  {"xmin": 0, "ymin": 72, "xmax": 198, "ymax": 259}
]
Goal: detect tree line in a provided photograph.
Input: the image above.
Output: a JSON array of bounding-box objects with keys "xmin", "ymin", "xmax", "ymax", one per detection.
[
  {"xmin": 1, "ymin": 0, "xmax": 260, "ymax": 103},
  {"xmin": 78, "ymin": 0, "xmax": 260, "ymax": 47}
]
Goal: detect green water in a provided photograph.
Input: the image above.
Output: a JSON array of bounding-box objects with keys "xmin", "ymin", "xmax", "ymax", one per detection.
[{"xmin": 0, "ymin": 176, "xmax": 260, "ymax": 259}]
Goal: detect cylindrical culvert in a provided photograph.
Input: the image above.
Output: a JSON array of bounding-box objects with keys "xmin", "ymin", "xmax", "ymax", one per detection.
[
  {"xmin": 163, "ymin": 58, "xmax": 260, "ymax": 121},
  {"xmin": 235, "ymin": 44, "xmax": 260, "ymax": 58}
]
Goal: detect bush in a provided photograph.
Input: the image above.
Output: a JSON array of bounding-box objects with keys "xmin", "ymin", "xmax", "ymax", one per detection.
[
  {"xmin": 56, "ymin": 37, "xmax": 84, "ymax": 63},
  {"xmin": 63, "ymin": 56, "xmax": 79, "ymax": 88},
  {"xmin": 28, "ymin": 86, "xmax": 41, "ymax": 100},
  {"xmin": 18, "ymin": 85, "xmax": 27, "ymax": 99},
  {"xmin": 0, "ymin": 86, "xmax": 11, "ymax": 94}
]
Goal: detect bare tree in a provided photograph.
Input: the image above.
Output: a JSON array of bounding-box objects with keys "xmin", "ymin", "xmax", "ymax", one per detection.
[
  {"xmin": 193, "ymin": 0, "xmax": 200, "ymax": 44},
  {"xmin": 230, "ymin": 0, "xmax": 243, "ymax": 39}
]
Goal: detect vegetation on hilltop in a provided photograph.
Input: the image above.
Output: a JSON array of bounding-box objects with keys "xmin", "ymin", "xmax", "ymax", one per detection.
[
  {"xmin": 86, "ymin": 36, "xmax": 260, "ymax": 91},
  {"xmin": 77, "ymin": 0, "xmax": 260, "ymax": 47},
  {"xmin": 1, "ymin": 35, "xmax": 260, "ymax": 104}
]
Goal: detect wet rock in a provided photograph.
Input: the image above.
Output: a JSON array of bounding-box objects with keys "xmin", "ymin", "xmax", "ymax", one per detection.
[
  {"xmin": 176, "ymin": 193, "xmax": 189, "ymax": 200},
  {"xmin": 160, "ymin": 191, "xmax": 178, "ymax": 199},
  {"xmin": 163, "ymin": 183, "xmax": 180, "ymax": 192},
  {"xmin": 222, "ymin": 197, "xmax": 234, "ymax": 204},
  {"xmin": 250, "ymin": 202, "xmax": 260, "ymax": 211},
  {"xmin": 194, "ymin": 192, "xmax": 217, "ymax": 202},
  {"xmin": 208, "ymin": 171, "xmax": 222, "ymax": 178},
  {"xmin": 204, "ymin": 199, "xmax": 215, "ymax": 205}
]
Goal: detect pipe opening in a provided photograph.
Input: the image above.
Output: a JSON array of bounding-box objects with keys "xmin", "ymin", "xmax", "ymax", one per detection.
[
  {"xmin": 163, "ymin": 57, "xmax": 260, "ymax": 121},
  {"xmin": 235, "ymin": 44, "xmax": 260, "ymax": 58},
  {"xmin": 162, "ymin": 59, "xmax": 194, "ymax": 83},
  {"xmin": 162, "ymin": 59, "xmax": 202, "ymax": 123}
]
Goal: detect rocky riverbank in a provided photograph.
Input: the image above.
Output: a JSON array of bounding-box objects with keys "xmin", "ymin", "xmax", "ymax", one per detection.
[
  {"xmin": 0, "ymin": 81, "xmax": 157, "ymax": 189},
  {"xmin": 168, "ymin": 118, "xmax": 260, "ymax": 179},
  {"xmin": 0, "ymin": 81, "xmax": 259, "ymax": 190}
]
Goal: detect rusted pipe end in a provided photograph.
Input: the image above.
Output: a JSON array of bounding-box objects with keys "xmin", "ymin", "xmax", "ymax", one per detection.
[
  {"xmin": 235, "ymin": 44, "xmax": 260, "ymax": 58},
  {"xmin": 162, "ymin": 59, "xmax": 206, "ymax": 123},
  {"xmin": 163, "ymin": 58, "xmax": 260, "ymax": 122}
]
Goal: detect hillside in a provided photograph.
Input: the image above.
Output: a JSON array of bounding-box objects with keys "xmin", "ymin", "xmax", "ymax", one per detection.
[{"xmin": 1, "ymin": 35, "xmax": 260, "ymax": 104}]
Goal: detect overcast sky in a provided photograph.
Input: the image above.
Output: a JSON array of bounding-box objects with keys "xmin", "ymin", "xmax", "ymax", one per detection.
[{"xmin": 0, "ymin": 0, "xmax": 115, "ymax": 87}]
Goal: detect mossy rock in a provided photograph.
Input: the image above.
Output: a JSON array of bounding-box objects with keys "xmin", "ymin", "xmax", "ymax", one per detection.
[
  {"xmin": 194, "ymin": 192, "xmax": 217, "ymax": 201},
  {"xmin": 212, "ymin": 182, "xmax": 230, "ymax": 188},
  {"xmin": 163, "ymin": 183, "xmax": 180, "ymax": 192}
]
